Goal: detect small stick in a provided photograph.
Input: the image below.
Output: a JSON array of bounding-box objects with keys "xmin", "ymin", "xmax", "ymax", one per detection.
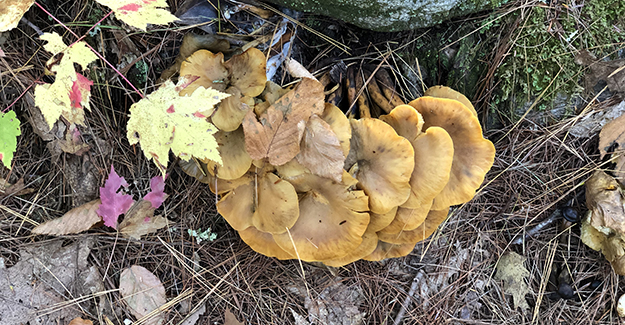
[
  {"xmin": 393, "ymin": 270, "xmax": 424, "ymax": 325},
  {"xmin": 511, "ymin": 209, "xmax": 562, "ymax": 245}
]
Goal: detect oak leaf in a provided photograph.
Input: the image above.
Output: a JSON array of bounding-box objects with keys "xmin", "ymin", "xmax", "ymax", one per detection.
[
  {"xmin": 126, "ymin": 78, "xmax": 228, "ymax": 176},
  {"xmin": 0, "ymin": 110, "xmax": 21, "ymax": 168},
  {"xmin": 34, "ymin": 33, "xmax": 97, "ymax": 128},
  {"xmin": 495, "ymin": 252, "xmax": 530, "ymax": 311},
  {"xmin": 94, "ymin": 0, "xmax": 178, "ymax": 31},
  {"xmin": 32, "ymin": 199, "xmax": 102, "ymax": 235},
  {"xmin": 242, "ymin": 78, "xmax": 324, "ymax": 166},
  {"xmin": 296, "ymin": 114, "xmax": 345, "ymax": 182}
]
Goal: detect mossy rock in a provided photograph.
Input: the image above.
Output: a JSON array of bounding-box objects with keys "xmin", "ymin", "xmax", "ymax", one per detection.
[{"xmin": 266, "ymin": 0, "xmax": 508, "ymax": 32}]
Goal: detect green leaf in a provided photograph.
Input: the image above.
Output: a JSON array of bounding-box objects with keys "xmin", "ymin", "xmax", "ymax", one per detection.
[{"xmin": 0, "ymin": 110, "xmax": 21, "ymax": 168}]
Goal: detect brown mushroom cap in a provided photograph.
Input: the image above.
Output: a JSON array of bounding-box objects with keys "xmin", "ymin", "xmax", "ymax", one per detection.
[
  {"xmin": 424, "ymin": 85, "xmax": 477, "ymax": 117},
  {"xmin": 205, "ymin": 126, "xmax": 252, "ymax": 180},
  {"xmin": 179, "ymin": 50, "xmax": 228, "ymax": 95},
  {"xmin": 378, "ymin": 104, "xmax": 424, "ymax": 142},
  {"xmin": 345, "ymin": 118, "xmax": 414, "ymax": 214},
  {"xmin": 409, "ymin": 97, "xmax": 495, "ymax": 209},
  {"xmin": 217, "ymin": 172, "xmax": 299, "ymax": 234},
  {"xmin": 322, "ymin": 231, "xmax": 379, "ymax": 267},
  {"xmin": 224, "ymin": 48, "xmax": 267, "ymax": 97},
  {"xmin": 377, "ymin": 207, "xmax": 449, "ymax": 245},
  {"xmin": 239, "ymin": 226, "xmax": 295, "ymax": 260},
  {"xmin": 273, "ymin": 172, "xmax": 370, "ymax": 261}
]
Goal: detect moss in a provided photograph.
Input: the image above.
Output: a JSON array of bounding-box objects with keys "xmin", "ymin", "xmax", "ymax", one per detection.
[{"xmin": 493, "ymin": 0, "xmax": 625, "ymax": 116}]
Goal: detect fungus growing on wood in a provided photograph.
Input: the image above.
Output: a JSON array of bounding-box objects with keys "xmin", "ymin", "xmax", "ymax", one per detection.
[{"xmin": 409, "ymin": 97, "xmax": 495, "ymax": 209}]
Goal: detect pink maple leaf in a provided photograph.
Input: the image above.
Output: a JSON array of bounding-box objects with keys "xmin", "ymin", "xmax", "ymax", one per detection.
[
  {"xmin": 97, "ymin": 165, "xmax": 134, "ymax": 229},
  {"xmin": 143, "ymin": 175, "xmax": 167, "ymax": 208},
  {"xmin": 70, "ymin": 73, "xmax": 93, "ymax": 109}
]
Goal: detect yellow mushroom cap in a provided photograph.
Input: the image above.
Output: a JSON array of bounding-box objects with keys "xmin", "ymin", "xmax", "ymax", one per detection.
[
  {"xmin": 322, "ymin": 231, "xmax": 379, "ymax": 267},
  {"xmin": 362, "ymin": 240, "xmax": 417, "ymax": 261},
  {"xmin": 378, "ymin": 104, "xmax": 424, "ymax": 142},
  {"xmin": 400, "ymin": 126, "xmax": 454, "ymax": 209},
  {"xmin": 273, "ymin": 172, "xmax": 370, "ymax": 261},
  {"xmin": 239, "ymin": 226, "xmax": 295, "ymax": 260},
  {"xmin": 321, "ymin": 103, "xmax": 352, "ymax": 157},
  {"xmin": 224, "ymin": 48, "xmax": 267, "ymax": 97},
  {"xmin": 409, "ymin": 97, "xmax": 495, "ymax": 209},
  {"xmin": 424, "ymin": 85, "xmax": 477, "ymax": 117},
  {"xmin": 367, "ymin": 206, "xmax": 398, "ymax": 233},
  {"xmin": 378, "ymin": 206, "xmax": 428, "ymax": 234},
  {"xmin": 211, "ymin": 87, "xmax": 254, "ymax": 132},
  {"xmin": 345, "ymin": 118, "xmax": 414, "ymax": 214},
  {"xmin": 377, "ymin": 207, "xmax": 450, "ymax": 245},
  {"xmin": 178, "ymin": 159, "xmax": 252, "ymax": 194},
  {"xmin": 217, "ymin": 172, "xmax": 299, "ymax": 234},
  {"xmin": 179, "ymin": 50, "xmax": 228, "ymax": 96},
  {"xmin": 205, "ymin": 126, "xmax": 252, "ymax": 180}
]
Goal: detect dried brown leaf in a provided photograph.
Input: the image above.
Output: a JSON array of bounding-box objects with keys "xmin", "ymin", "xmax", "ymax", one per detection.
[
  {"xmin": 242, "ymin": 78, "xmax": 324, "ymax": 166},
  {"xmin": 68, "ymin": 317, "xmax": 94, "ymax": 325},
  {"xmin": 599, "ymin": 113, "xmax": 625, "ymax": 185},
  {"xmin": 296, "ymin": 114, "xmax": 345, "ymax": 182},
  {"xmin": 224, "ymin": 309, "xmax": 244, "ymax": 325},
  {"xmin": 119, "ymin": 199, "xmax": 169, "ymax": 240},
  {"xmin": 31, "ymin": 199, "xmax": 102, "ymax": 235},
  {"xmin": 0, "ymin": 178, "xmax": 34, "ymax": 197},
  {"xmin": 119, "ymin": 265, "xmax": 167, "ymax": 325}
]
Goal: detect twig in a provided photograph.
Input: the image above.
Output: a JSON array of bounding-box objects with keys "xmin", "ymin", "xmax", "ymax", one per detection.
[{"xmin": 393, "ymin": 270, "xmax": 425, "ymax": 325}]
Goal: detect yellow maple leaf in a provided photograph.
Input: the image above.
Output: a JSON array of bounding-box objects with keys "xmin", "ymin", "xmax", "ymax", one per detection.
[
  {"xmin": 94, "ymin": 0, "xmax": 178, "ymax": 31},
  {"xmin": 34, "ymin": 33, "xmax": 97, "ymax": 128},
  {"xmin": 126, "ymin": 78, "xmax": 229, "ymax": 176}
]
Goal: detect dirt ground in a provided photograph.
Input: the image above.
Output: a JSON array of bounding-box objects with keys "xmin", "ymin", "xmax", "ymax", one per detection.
[{"xmin": 1, "ymin": 0, "xmax": 624, "ymax": 324}]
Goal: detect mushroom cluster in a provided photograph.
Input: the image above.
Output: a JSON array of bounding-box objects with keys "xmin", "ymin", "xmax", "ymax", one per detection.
[{"xmin": 178, "ymin": 50, "xmax": 495, "ymax": 266}]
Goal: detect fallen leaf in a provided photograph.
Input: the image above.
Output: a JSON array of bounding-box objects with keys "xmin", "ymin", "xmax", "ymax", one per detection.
[
  {"xmin": 224, "ymin": 309, "xmax": 244, "ymax": 325},
  {"xmin": 126, "ymin": 78, "xmax": 228, "ymax": 176},
  {"xmin": 285, "ymin": 58, "xmax": 317, "ymax": 81},
  {"xmin": 0, "ymin": 239, "xmax": 104, "ymax": 324},
  {"xmin": 0, "ymin": 110, "xmax": 21, "ymax": 169},
  {"xmin": 119, "ymin": 199, "xmax": 168, "ymax": 240},
  {"xmin": 119, "ymin": 265, "xmax": 167, "ymax": 325},
  {"xmin": 242, "ymin": 78, "xmax": 325, "ymax": 166},
  {"xmin": 34, "ymin": 33, "xmax": 97, "ymax": 128},
  {"xmin": 576, "ymin": 49, "xmax": 625, "ymax": 94},
  {"xmin": 289, "ymin": 280, "xmax": 365, "ymax": 325},
  {"xmin": 180, "ymin": 303, "xmax": 206, "ymax": 325},
  {"xmin": 94, "ymin": 0, "xmax": 178, "ymax": 31},
  {"xmin": 0, "ymin": 178, "xmax": 33, "ymax": 197},
  {"xmin": 494, "ymin": 252, "xmax": 530, "ymax": 311},
  {"xmin": 143, "ymin": 175, "xmax": 166, "ymax": 208},
  {"xmin": 32, "ymin": 199, "xmax": 102, "ymax": 235},
  {"xmin": 0, "ymin": 0, "xmax": 35, "ymax": 31},
  {"xmin": 97, "ymin": 165, "xmax": 134, "ymax": 229},
  {"xmin": 68, "ymin": 317, "xmax": 94, "ymax": 325},
  {"xmin": 59, "ymin": 124, "xmax": 90, "ymax": 155},
  {"xmin": 599, "ymin": 112, "xmax": 625, "ymax": 185},
  {"xmin": 296, "ymin": 114, "xmax": 345, "ymax": 182}
]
